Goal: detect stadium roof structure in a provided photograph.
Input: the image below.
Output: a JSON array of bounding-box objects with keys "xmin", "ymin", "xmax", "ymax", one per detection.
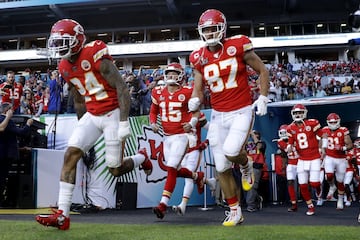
[{"xmin": 0, "ymin": 0, "xmax": 359, "ymax": 39}]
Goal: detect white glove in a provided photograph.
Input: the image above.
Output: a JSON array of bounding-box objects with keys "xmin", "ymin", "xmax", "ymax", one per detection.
[
  {"xmin": 188, "ymin": 97, "xmax": 200, "ymax": 112},
  {"xmin": 118, "ymin": 121, "xmax": 131, "ymax": 141},
  {"xmin": 252, "ymin": 95, "xmax": 269, "ymax": 116}
]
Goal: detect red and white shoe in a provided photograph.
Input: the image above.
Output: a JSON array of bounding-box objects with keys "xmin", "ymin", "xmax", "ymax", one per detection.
[
  {"xmin": 138, "ymin": 148, "xmax": 153, "ymax": 175},
  {"xmin": 306, "ymin": 205, "xmax": 315, "ymax": 216},
  {"xmin": 35, "ymin": 209, "xmax": 70, "ymax": 230},
  {"xmin": 153, "ymin": 202, "xmax": 167, "ymax": 219}
]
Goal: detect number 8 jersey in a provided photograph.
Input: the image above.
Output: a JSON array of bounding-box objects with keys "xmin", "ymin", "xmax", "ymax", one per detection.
[
  {"xmin": 189, "ymin": 35, "xmax": 252, "ymax": 112},
  {"xmin": 58, "ymin": 40, "xmax": 118, "ymax": 115}
]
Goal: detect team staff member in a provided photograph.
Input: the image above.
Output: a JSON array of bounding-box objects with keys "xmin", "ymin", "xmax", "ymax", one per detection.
[
  {"xmin": 189, "ymin": 9, "xmax": 270, "ymax": 226},
  {"xmin": 0, "ymin": 102, "xmax": 33, "ymax": 207}
]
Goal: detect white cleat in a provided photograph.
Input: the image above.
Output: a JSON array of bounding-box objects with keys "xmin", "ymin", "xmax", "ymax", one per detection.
[
  {"xmin": 316, "ymin": 198, "xmax": 324, "ymax": 206},
  {"xmin": 336, "ymin": 195, "xmax": 344, "ymax": 210},
  {"xmin": 206, "ymin": 178, "xmax": 217, "ymax": 192},
  {"xmin": 222, "ymin": 207, "xmax": 244, "ymax": 227},
  {"xmin": 172, "ymin": 205, "xmax": 186, "ymax": 216}
]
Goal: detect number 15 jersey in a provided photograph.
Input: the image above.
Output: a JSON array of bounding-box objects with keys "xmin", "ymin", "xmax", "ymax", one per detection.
[{"xmin": 150, "ymin": 86, "xmax": 193, "ymax": 135}]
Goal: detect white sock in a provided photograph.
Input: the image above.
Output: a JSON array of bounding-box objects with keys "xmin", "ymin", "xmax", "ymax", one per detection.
[
  {"xmin": 131, "ymin": 153, "xmax": 145, "ymax": 168},
  {"xmin": 182, "ymin": 178, "xmax": 194, "ymax": 199},
  {"xmin": 58, "ymin": 181, "xmax": 75, "ymax": 217}
]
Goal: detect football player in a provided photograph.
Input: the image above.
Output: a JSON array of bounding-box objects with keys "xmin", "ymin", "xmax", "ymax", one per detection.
[
  {"xmin": 286, "ymin": 104, "xmax": 323, "ymax": 216},
  {"xmin": 172, "ymin": 112, "xmax": 217, "ymax": 216},
  {"xmin": 188, "ymin": 9, "xmax": 270, "ymax": 226},
  {"xmin": 150, "ymin": 62, "xmax": 206, "ymax": 219},
  {"xmin": 0, "ymin": 70, "xmax": 23, "ymax": 114},
  {"xmin": 321, "ymin": 113, "xmax": 353, "ymax": 210},
  {"xmin": 35, "ymin": 19, "xmax": 153, "ymax": 230},
  {"xmin": 276, "ymin": 124, "xmax": 299, "ymax": 212}
]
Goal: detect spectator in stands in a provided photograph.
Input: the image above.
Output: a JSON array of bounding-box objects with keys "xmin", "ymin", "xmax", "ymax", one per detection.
[
  {"xmin": 48, "ymin": 70, "xmax": 62, "ymax": 114},
  {"xmin": 0, "ymin": 71, "xmax": 24, "ymax": 114},
  {"xmin": 314, "ymin": 85, "xmax": 327, "ymax": 97},
  {"xmin": 0, "ymin": 102, "xmax": 33, "ymax": 207}
]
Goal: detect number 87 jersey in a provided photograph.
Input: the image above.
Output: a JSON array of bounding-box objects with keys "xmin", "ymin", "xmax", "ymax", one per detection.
[{"xmin": 189, "ymin": 35, "xmax": 253, "ymax": 112}]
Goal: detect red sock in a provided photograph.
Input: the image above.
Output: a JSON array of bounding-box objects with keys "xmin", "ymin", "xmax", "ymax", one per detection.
[
  {"xmin": 288, "ymin": 184, "xmax": 297, "ymax": 203},
  {"xmin": 164, "ymin": 167, "xmax": 177, "ymax": 194},
  {"xmin": 299, "ymin": 184, "xmax": 311, "ymax": 202},
  {"xmin": 177, "ymin": 168, "xmax": 193, "ymax": 178}
]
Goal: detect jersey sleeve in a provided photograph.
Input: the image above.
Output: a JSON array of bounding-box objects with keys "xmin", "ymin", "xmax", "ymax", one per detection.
[{"xmin": 87, "ymin": 40, "xmax": 113, "ymax": 70}]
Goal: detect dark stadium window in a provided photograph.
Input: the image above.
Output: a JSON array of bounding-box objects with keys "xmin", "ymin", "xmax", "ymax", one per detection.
[
  {"xmin": 290, "ymin": 24, "xmax": 303, "ymax": 35},
  {"xmin": 304, "ymin": 24, "xmax": 315, "ymax": 35}
]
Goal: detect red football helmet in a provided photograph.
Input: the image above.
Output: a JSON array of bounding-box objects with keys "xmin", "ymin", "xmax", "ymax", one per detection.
[
  {"xmin": 198, "ymin": 9, "xmax": 226, "ymax": 46},
  {"xmin": 291, "ymin": 104, "xmax": 307, "ymax": 122},
  {"xmin": 47, "ymin": 19, "xmax": 86, "ymax": 59},
  {"xmin": 163, "ymin": 63, "xmax": 184, "ymax": 85},
  {"xmin": 326, "ymin": 113, "xmax": 341, "ymax": 130},
  {"xmin": 354, "ymin": 138, "xmax": 360, "ymax": 148},
  {"xmin": 278, "ymin": 124, "xmax": 288, "ymax": 140}
]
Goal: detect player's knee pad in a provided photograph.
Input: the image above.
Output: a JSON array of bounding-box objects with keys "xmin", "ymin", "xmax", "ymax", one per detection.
[
  {"xmin": 105, "ymin": 141, "xmax": 121, "ymax": 168},
  {"xmin": 325, "ymin": 173, "xmax": 334, "ymax": 182}
]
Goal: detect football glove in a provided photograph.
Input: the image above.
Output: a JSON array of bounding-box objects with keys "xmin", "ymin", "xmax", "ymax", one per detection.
[
  {"xmin": 188, "ymin": 97, "xmax": 200, "ymax": 112},
  {"xmin": 252, "ymin": 95, "xmax": 269, "ymax": 116}
]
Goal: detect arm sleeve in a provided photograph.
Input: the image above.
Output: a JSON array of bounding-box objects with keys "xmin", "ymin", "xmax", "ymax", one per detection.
[{"xmin": 149, "ymin": 103, "xmax": 159, "ymax": 124}]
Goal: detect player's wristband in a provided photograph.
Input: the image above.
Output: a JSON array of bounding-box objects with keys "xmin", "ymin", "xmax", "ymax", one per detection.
[
  {"xmin": 321, "ymin": 138, "xmax": 328, "ymax": 148},
  {"xmin": 342, "ymin": 146, "xmax": 347, "ymax": 151}
]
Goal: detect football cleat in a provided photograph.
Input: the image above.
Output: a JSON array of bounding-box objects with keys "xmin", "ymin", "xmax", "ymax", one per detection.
[
  {"xmin": 206, "ymin": 177, "xmax": 217, "ymax": 192},
  {"xmin": 222, "ymin": 207, "xmax": 244, "ymax": 227},
  {"xmin": 35, "ymin": 209, "xmax": 70, "ymax": 230},
  {"xmin": 316, "ymin": 198, "xmax": 324, "ymax": 206},
  {"xmin": 306, "ymin": 205, "xmax": 315, "ymax": 216},
  {"xmin": 195, "ymin": 171, "xmax": 205, "ymax": 194},
  {"xmin": 241, "ymin": 162, "xmax": 254, "ymax": 191},
  {"xmin": 138, "ymin": 148, "xmax": 153, "ymax": 175},
  {"xmin": 153, "ymin": 202, "xmax": 167, "ymax": 219},
  {"xmin": 172, "ymin": 204, "xmax": 186, "ymax": 216},
  {"xmin": 336, "ymin": 195, "xmax": 344, "ymax": 210},
  {"xmin": 326, "ymin": 184, "xmax": 337, "ymax": 200},
  {"xmin": 287, "ymin": 204, "xmax": 298, "ymax": 212}
]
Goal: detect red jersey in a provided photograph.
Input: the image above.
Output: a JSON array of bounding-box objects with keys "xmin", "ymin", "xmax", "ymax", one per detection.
[
  {"xmin": 347, "ymin": 148, "xmax": 360, "ymax": 170},
  {"xmin": 58, "ymin": 40, "xmax": 118, "ymax": 115},
  {"xmin": 322, "ymin": 126, "xmax": 349, "ymax": 158},
  {"xmin": 277, "ymin": 139, "xmax": 299, "ymax": 165},
  {"xmin": 0, "ymin": 81, "xmax": 23, "ymax": 111},
  {"xmin": 149, "ymin": 85, "xmax": 193, "ymax": 135},
  {"xmin": 287, "ymin": 119, "xmax": 322, "ymax": 160},
  {"xmin": 189, "ymin": 35, "xmax": 252, "ymax": 112}
]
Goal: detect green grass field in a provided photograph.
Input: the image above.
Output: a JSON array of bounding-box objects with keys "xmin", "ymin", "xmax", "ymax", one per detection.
[{"xmin": 0, "ymin": 220, "xmax": 358, "ymax": 240}]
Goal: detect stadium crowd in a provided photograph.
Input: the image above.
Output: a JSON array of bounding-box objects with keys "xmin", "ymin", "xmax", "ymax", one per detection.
[{"xmin": 1, "ymin": 59, "xmax": 360, "ymax": 117}]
